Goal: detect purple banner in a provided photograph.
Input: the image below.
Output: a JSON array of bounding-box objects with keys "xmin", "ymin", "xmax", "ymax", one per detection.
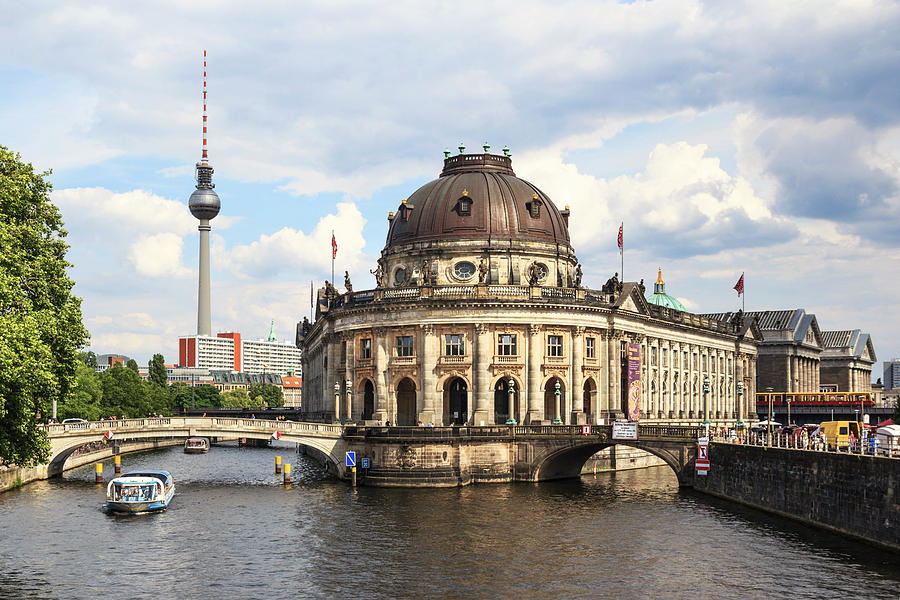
[{"xmin": 627, "ymin": 343, "xmax": 641, "ymax": 421}]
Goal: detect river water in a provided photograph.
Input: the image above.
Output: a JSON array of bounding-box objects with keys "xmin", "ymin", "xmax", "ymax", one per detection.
[{"xmin": 0, "ymin": 442, "xmax": 897, "ymax": 599}]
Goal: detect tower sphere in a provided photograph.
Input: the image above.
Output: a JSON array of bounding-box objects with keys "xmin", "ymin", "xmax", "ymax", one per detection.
[{"xmin": 189, "ymin": 184, "xmax": 221, "ymax": 220}]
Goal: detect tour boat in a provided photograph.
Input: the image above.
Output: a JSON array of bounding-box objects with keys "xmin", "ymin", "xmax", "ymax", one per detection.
[
  {"xmin": 105, "ymin": 470, "xmax": 175, "ymax": 513},
  {"xmin": 184, "ymin": 437, "xmax": 210, "ymax": 453}
]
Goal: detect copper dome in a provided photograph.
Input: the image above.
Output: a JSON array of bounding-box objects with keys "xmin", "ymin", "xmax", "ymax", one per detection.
[{"xmin": 385, "ymin": 153, "xmax": 571, "ymax": 250}]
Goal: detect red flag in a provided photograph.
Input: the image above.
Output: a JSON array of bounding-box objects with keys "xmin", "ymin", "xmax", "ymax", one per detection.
[
  {"xmin": 617, "ymin": 223, "xmax": 623, "ymax": 254},
  {"xmin": 331, "ymin": 233, "xmax": 338, "ymax": 259},
  {"xmin": 733, "ymin": 273, "xmax": 744, "ymax": 297}
]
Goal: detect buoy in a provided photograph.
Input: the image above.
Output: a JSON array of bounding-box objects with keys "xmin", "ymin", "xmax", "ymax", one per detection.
[
  {"xmin": 275, "ymin": 455, "xmax": 282, "ymax": 474},
  {"xmin": 114, "ymin": 455, "xmax": 121, "ymax": 474},
  {"xmin": 351, "ymin": 465, "xmax": 357, "ymax": 487},
  {"xmin": 95, "ymin": 463, "xmax": 103, "ymax": 483},
  {"xmin": 283, "ymin": 463, "xmax": 291, "ymax": 484}
]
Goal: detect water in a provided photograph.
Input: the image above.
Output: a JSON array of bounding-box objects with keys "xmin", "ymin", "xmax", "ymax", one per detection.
[{"xmin": 1, "ymin": 443, "xmax": 898, "ymax": 599}]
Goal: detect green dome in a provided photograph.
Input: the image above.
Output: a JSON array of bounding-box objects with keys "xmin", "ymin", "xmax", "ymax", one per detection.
[{"xmin": 646, "ymin": 268, "xmax": 686, "ymax": 312}]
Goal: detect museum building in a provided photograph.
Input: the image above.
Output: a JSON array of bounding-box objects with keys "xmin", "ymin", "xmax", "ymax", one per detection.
[{"xmin": 298, "ymin": 149, "xmax": 761, "ymax": 427}]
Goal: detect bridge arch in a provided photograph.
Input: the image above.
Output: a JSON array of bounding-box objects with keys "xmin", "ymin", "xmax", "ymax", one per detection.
[{"xmin": 529, "ymin": 440, "xmax": 692, "ymax": 486}]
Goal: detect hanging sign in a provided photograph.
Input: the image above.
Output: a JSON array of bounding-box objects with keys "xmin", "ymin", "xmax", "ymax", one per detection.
[{"xmin": 696, "ymin": 437, "xmax": 710, "ymax": 475}]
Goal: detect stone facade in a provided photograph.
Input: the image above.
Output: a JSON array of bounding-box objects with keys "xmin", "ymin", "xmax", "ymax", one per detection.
[{"xmin": 300, "ymin": 152, "xmax": 759, "ymax": 428}]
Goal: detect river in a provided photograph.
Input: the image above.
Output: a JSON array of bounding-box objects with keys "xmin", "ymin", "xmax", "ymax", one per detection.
[{"xmin": 0, "ymin": 442, "xmax": 897, "ymax": 599}]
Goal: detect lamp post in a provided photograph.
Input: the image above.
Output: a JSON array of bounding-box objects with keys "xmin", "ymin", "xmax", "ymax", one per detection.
[
  {"xmin": 765, "ymin": 386, "xmax": 774, "ymax": 447},
  {"xmin": 702, "ymin": 376, "xmax": 711, "ymax": 436},
  {"xmin": 505, "ymin": 378, "xmax": 517, "ymax": 425},
  {"xmin": 854, "ymin": 408, "xmax": 860, "ymax": 454},
  {"xmin": 552, "ymin": 381, "xmax": 562, "ymax": 424},
  {"xmin": 735, "ymin": 381, "xmax": 745, "ymax": 436},
  {"xmin": 345, "ymin": 378, "xmax": 353, "ymax": 424},
  {"xmin": 334, "ymin": 381, "xmax": 341, "ymax": 423}
]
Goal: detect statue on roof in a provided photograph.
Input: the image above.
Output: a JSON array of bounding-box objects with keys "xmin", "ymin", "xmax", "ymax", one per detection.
[
  {"xmin": 478, "ymin": 258, "xmax": 488, "ymax": 283},
  {"xmin": 574, "ymin": 263, "xmax": 583, "ymax": 289},
  {"xmin": 421, "ymin": 260, "xmax": 432, "ymax": 286},
  {"xmin": 324, "ymin": 279, "xmax": 337, "ymax": 298},
  {"xmin": 602, "ymin": 272, "xmax": 620, "ymax": 294},
  {"xmin": 528, "ymin": 262, "xmax": 540, "ymax": 286},
  {"xmin": 370, "ymin": 264, "xmax": 385, "ymax": 288},
  {"xmin": 638, "ymin": 278, "xmax": 645, "ymax": 295},
  {"xmin": 344, "ymin": 270, "xmax": 353, "ymax": 293}
]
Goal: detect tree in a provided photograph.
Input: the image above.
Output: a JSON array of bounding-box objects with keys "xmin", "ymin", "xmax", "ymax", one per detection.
[
  {"xmin": 58, "ymin": 362, "xmax": 102, "ymax": 421},
  {"xmin": 248, "ymin": 383, "xmax": 284, "ymax": 408},
  {"xmin": 100, "ymin": 364, "xmax": 148, "ymax": 418},
  {"xmin": 172, "ymin": 384, "xmax": 220, "ymax": 410},
  {"xmin": 0, "ymin": 146, "xmax": 89, "ymax": 466},
  {"xmin": 78, "ymin": 350, "xmax": 98, "ymax": 368},
  {"xmin": 125, "ymin": 358, "xmax": 139, "ymax": 373},
  {"xmin": 221, "ymin": 388, "xmax": 252, "ymax": 408},
  {"xmin": 148, "ymin": 353, "xmax": 167, "ymax": 387}
]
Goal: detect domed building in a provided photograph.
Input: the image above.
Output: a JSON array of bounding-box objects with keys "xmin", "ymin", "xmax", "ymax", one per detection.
[
  {"xmin": 646, "ymin": 269, "xmax": 686, "ymax": 312},
  {"xmin": 299, "ymin": 149, "xmax": 760, "ymax": 428}
]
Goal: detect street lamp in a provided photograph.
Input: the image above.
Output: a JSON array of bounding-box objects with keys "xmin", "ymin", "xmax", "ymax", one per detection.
[
  {"xmin": 345, "ymin": 378, "xmax": 353, "ymax": 424},
  {"xmin": 736, "ymin": 381, "xmax": 745, "ymax": 431},
  {"xmin": 702, "ymin": 376, "xmax": 711, "ymax": 436},
  {"xmin": 552, "ymin": 380, "xmax": 563, "ymax": 424},
  {"xmin": 854, "ymin": 408, "xmax": 860, "ymax": 454},
  {"xmin": 505, "ymin": 378, "xmax": 517, "ymax": 425}
]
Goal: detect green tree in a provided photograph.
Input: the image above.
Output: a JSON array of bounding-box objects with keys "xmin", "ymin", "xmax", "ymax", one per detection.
[
  {"xmin": 0, "ymin": 146, "xmax": 89, "ymax": 466},
  {"xmin": 172, "ymin": 383, "xmax": 220, "ymax": 410},
  {"xmin": 78, "ymin": 350, "xmax": 97, "ymax": 368},
  {"xmin": 99, "ymin": 364, "xmax": 148, "ymax": 418},
  {"xmin": 58, "ymin": 362, "xmax": 102, "ymax": 421},
  {"xmin": 248, "ymin": 383, "xmax": 284, "ymax": 408},
  {"xmin": 146, "ymin": 382, "xmax": 173, "ymax": 416},
  {"xmin": 148, "ymin": 353, "xmax": 167, "ymax": 387},
  {"xmin": 125, "ymin": 358, "xmax": 139, "ymax": 373},
  {"xmin": 221, "ymin": 388, "xmax": 252, "ymax": 408}
]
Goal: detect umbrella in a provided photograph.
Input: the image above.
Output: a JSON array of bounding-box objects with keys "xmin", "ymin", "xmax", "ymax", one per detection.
[
  {"xmin": 755, "ymin": 420, "xmax": 781, "ymax": 426},
  {"xmin": 876, "ymin": 418, "xmax": 895, "ymax": 428}
]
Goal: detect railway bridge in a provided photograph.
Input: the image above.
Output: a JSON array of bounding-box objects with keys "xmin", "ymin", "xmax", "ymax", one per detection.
[{"xmin": 43, "ymin": 419, "xmax": 704, "ymax": 486}]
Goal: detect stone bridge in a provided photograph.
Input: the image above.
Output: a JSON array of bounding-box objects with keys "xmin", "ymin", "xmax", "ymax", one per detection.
[
  {"xmin": 43, "ymin": 420, "xmax": 703, "ymax": 487},
  {"xmin": 43, "ymin": 418, "xmax": 346, "ymax": 477}
]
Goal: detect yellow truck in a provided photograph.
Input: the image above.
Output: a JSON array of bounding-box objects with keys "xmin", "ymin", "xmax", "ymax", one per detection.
[{"xmin": 819, "ymin": 420, "xmax": 862, "ymax": 452}]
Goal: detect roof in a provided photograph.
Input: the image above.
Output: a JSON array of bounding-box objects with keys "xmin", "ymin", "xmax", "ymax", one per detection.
[
  {"xmin": 702, "ymin": 309, "xmax": 823, "ymax": 349},
  {"xmin": 384, "ymin": 153, "xmax": 571, "ymax": 251},
  {"xmin": 645, "ymin": 268, "xmax": 686, "ymax": 312},
  {"xmin": 821, "ymin": 329, "xmax": 876, "ymax": 363},
  {"xmin": 282, "ymin": 376, "xmax": 302, "ymax": 388}
]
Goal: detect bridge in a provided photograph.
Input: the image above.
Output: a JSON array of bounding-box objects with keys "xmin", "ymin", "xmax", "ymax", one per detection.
[{"xmin": 42, "ymin": 419, "xmax": 704, "ymax": 486}]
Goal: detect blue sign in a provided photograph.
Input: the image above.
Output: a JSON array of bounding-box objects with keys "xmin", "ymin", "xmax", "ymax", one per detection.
[
  {"xmin": 361, "ymin": 457, "xmax": 370, "ymax": 469},
  {"xmin": 345, "ymin": 451, "xmax": 356, "ymax": 467}
]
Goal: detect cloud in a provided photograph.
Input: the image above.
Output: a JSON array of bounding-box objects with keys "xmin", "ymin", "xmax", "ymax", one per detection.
[{"xmin": 128, "ymin": 233, "xmax": 191, "ymax": 278}]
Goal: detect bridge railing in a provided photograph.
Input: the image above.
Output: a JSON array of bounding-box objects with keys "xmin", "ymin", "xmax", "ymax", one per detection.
[
  {"xmin": 42, "ymin": 418, "xmax": 344, "ymax": 438},
  {"xmin": 343, "ymin": 424, "xmax": 705, "ymax": 441}
]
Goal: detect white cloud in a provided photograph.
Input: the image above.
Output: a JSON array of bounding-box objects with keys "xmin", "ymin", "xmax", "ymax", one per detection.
[{"xmin": 128, "ymin": 233, "xmax": 192, "ymax": 278}]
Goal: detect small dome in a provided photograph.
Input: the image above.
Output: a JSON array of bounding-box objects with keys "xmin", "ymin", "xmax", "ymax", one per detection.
[
  {"xmin": 646, "ymin": 268, "xmax": 686, "ymax": 312},
  {"xmin": 384, "ymin": 153, "xmax": 571, "ymax": 251},
  {"xmin": 189, "ymin": 187, "xmax": 220, "ymax": 221}
]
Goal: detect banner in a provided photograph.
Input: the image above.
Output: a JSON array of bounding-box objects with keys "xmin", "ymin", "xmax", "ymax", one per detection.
[{"xmin": 627, "ymin": 342, "xmax": 641, "ymax": 421}]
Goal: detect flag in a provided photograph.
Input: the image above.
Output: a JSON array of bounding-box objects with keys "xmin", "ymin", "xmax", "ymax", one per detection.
[
  {"xmin": 733, "ymin": 273, "xmax": 744, "ymax": 297},
  {"xmin": 617, "ymin": 223, "xmax": 623, "ymax": 254},
  {"xmin": 271, "ymin": 431, "xmax": 281, "ymax": 440},
  {"xmin": 332, "ymin": 233, "xmax": 338, "ymax": 259}
]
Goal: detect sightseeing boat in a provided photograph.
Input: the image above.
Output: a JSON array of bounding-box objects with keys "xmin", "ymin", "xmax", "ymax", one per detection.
[
  {"xmin": 184, "ymin": 437, "xmax": 210, "ymax": 453},
  {"xmin": 105, "ymin": 470, "xmax": 175, "ymax": 513}
]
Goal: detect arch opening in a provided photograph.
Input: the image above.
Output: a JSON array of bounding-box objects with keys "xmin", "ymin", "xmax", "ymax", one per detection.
[
  {"xmin": 361, "ymin": 379, "xmax": 375, "ymax": 421},
  {"xmin": 493, "ymin": 377, "xmax": 519, "ymax": 424},
  {"xmin": 533, "ymin": 442, "xmax": 686, "ymax": 484},
  {"xmin": 543, "ymin": 377, "xmax": 566, "ymax": 423},
  {"xmin": 396, "ymin": 378, "xmax": 417, "ymax": 426},
  {"xmin": 443, "ymin": 377, "xmax": 468, "ymax": 425}
]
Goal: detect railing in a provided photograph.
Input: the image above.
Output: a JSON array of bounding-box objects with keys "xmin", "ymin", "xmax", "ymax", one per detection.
[
  {"xmin": 391, "ymin": 355, "xmax": 416, "ymax": 365},
  {"xmin": 493, "ymin": 355, "xmax": 521, "ymax": 364},
  {"xmin": 343, "ymin": 424, "xmax": 705, "ymax": 441},
  {"xmin": 488, "ymin": 285, "xmax": 530, "ymax": 298},
  {"xmin": 542, "ymin": 287, "xmax": 575, "ymax": 299},
  {"xmin": 439, "ymin": 355, "xmax": 469, "ymax": 364},
  {"xmin": 43, "ymin": 418, "xmax": 344, "ymax": 438},
  {"xmin": 383, "ymin": 288, "xmax": 420, "ymax": 300},
  {"xmin": 433, "ymin": 286, "xmax": 477, "ymax": 297}
]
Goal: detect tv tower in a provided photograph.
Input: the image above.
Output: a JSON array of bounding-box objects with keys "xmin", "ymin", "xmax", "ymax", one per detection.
[{"xmin": 188, "ymin": 50, "xmax": 220, "ymax": 336}]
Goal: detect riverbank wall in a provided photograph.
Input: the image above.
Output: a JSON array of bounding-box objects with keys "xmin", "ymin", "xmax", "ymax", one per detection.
[
  {"xmin": 0, "ymin": 439, "xmax": 181, "ymax": 493},
  {"xmin": 693, "ymin": 443, "xmax": 900, "ymax": 552},
  {"xmin": 580, "ymin": 446, "xmax": 667, "ymax": 474}
]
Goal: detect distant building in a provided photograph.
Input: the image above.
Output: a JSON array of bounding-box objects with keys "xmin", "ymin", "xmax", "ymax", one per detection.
[
  {"xmin": 178, "ymin": 322, "xmax": 302, "ymax": 376},
  {"xmin": 282, "ymin": 376, "xmax": 302, "ymax": 408},
  {"xmin": 820, "ymin": 330, "xmax": 875, "ymax": 393},
  {"xmin": 94, "ymin": 354, "xmax": 130, "ymax": 372},
  {"xmin": 166, "ymin": 366, "xmax": 215, "ymax": 386},
  {"xmin": 209, "ymin": 370, "xmax": 282, "ymax": 392},
  {"xmin": 884, "ymin": 359, "xmax": 900, "ymax": 392}
]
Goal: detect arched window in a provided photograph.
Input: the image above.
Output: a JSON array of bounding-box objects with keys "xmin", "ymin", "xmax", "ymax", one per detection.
[
  {"xmin": 526, "ymin": 193, "xmax": 543, "ymax": 218},
  {"xmin": 456, "ymin": 190, "xmax": 472, "ymax": 216}
]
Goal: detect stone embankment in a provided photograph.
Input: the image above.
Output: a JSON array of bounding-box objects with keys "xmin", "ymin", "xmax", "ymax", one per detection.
[
  {"xmin": 580, "ymin": 446, "xmax": 667, "ymax": 474},
  {"xmin": 693, "ymin": 443, "xmax": 900, "ymax": 552},
  {"xmin": 1, "ymin": 439, "xmax": 181, "ymax": 493}
]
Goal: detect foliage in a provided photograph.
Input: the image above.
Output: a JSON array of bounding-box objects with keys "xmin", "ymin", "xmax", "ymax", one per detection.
[
  {"xmin": 148, "ymin": 353, "xmax": 167, "ymax": 388},
  {"xmin": 171, "ymin": 383, "xmax": 220, "ymax": 410},
  {"xmin": 0, "ymin": 146, "xmax": 89, "ymax": 466},
  {"xmin": 248, "ymin": 383, "xmax": 284, "ymax": 408},
  {"xmin": 99, "ymin": 365, "xmax": 149, "ymax": 418},
  {"xmin": 221, "ymin": 389, "xmax": 254, "ymax": 408},
  {"xmin": 125, "ymin": 358, "xmax": 139, "ymax": 373},
  {"xmin": 78, "ymin": 351, "xmax": 98, "ymax": 368},
  {"xmin": 58, "ymin": 362, "xmax": 103, "ymax": 421}
]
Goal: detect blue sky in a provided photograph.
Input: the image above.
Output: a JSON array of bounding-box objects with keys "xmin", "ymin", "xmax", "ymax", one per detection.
[{"xmin": 2, "ymin": 1, "xmax": 899, "ymax": 380}]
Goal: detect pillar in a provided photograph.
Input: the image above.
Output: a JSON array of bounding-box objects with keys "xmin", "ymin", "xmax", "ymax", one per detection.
[
  {"xmin": 473, "ymin": 323, "xmax": 491, "ymax": 426},
  {"xmin": 526, "ymin": 324, "xmax": 543, "ymax": 423},
  {"xmin": 373, "ymin": 327, "xmax": 388, "ymax": 422},
  {"xmin": 571, "ymin": 327, "xmax": 585, "ymax": 423},
  {"xmin": 420, "ymin": 324, "xmax": 437, "ymax": 425},
  {"xmin": 344, "ymin": 335, "xmax": 354, "ymax": 421},
  {"xmin": 197, "ymin": 219, "xmax": 212, "ymax": 336}
]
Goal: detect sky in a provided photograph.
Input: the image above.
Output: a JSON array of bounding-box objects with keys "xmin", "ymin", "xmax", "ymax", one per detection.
[{"xmin": 2, "ymin": 1, "xmax": 899, "ymax": 380}]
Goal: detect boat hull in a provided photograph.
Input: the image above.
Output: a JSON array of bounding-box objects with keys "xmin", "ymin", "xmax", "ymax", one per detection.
[{"xmin": 184, "ymin": 447, "xmax": 208, "ymax": 454}]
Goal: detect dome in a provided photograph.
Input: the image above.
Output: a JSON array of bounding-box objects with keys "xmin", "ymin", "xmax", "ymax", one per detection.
[
  {"xmin": 189, "ymin": 162, "xmax": 220, "ymax": 221},
  {"xmin": 646, "ymin": 268, "xmax": 686, "ymax": 312},
  {"xmin": 384, "ymin": 153, "xmax": 571, "ymax": 251}
]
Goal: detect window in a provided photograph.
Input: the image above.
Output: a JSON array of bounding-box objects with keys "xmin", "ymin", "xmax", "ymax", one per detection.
[
  {"xmin": 398, "ymin": 203, "xmax": 410, "ymax": 222},
  {"xmin": 547, "ymin": 335, "xmax": 563, "ymax": 357},
  {"xmin": 586, "ymin": 337, "xmax": 595, "ymax": 359},
  {"xmin": 394, "ymin": 268, "xmax": 407, "ymax": 285},
  {"xmin": 396, "ymin": 335, "xmax": 414, "ymax": 357},
  {"xmin": 673, "ymin": 352, "xmax": 679, "ymax": 368},
  {"xmin": 360, "ymin": 338, "xmax": 372, "ymax": 360},
  {"xmin": 662, "ymin": 348, "xmax": 668, "ymax": 364},
  {"xmin": 497, "ymin": 333, "xmax": 517, "ymax": 356},
  {"xmin": 651, "ymin": 347, "xmax": 658, "ymax": 366},
  {"xmin": 445, "ymin": 334, "xmax": 465, "ymax": 356},
  {"xmin": 457, "ymin": 197, "xmax": 472, "ymax": 216},
  {"xmin": 453, "ymin": 261, "xmax": 476, "ymax": 280},
  {"xmin": 527, "ymin": 193, "xmax": 542, "ymax": 218}
]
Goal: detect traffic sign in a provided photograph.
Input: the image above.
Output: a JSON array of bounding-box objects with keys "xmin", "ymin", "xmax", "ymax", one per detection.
[
  {"xmin": 581, "ymin": 425, "xmax": 591, "ymax": 435},
  {"xmin": 345, "ymin": 451, "xmax": 356, "ymax": 467},
  {"xmin": 361, "ymin": 457, "xmax": 370, "ymax": 469},
  {"xmin": 696, "ymin": 437, "xmax": 710, "ymax": 474}
]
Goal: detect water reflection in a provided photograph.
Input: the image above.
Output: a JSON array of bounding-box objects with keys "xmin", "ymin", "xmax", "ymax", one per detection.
[{"xmin": 0, "ymin": 444, "xmax": 897, "ymax": 600}]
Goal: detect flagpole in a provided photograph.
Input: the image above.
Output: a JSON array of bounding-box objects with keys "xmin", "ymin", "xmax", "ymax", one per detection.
[
  {"xmin": 620, "ymin": 222, "xmax": 624, "ymax": 282},
  {"xmin": 331, "ymin": 229, "xmax": 335, "ymax": 288},
  {"xmin": 743, "ymin": 272, "xmax": 745, "ymax": 312}
]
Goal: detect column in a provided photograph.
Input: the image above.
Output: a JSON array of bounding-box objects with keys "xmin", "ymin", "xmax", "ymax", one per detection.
[
  {"xmin": 527, "ymin": 324, "xmax": 543, "ymax": 423},
  {"xmin": 571, "ymin": 327, "xmax": 585, "ymax": 423},
  {"xmin": 373, "ymin": 327, "xmax": 388, "ymax": 422},
  {"xmin": 609, "ymin": 331, "xmax": 620, "ymax": 418},
  {"xmin": 420, "ymin": 324, "xmax": 437, "ymax": 425},
  {"xmin": 325, "ymin": 337, "xmax": 339, "ymax": 421},
  {"xmin": 344, "ymin": 334, "xmax": 354, "ymax": 420},
  {"xmin": 473, "ymin": 323, "xmax": 491, "ymax": 426}
]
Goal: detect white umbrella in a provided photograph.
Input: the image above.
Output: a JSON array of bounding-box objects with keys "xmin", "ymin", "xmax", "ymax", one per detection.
[{"xmin": 755, "ymin": 420, "xmax": 781, "ymax": 426}]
